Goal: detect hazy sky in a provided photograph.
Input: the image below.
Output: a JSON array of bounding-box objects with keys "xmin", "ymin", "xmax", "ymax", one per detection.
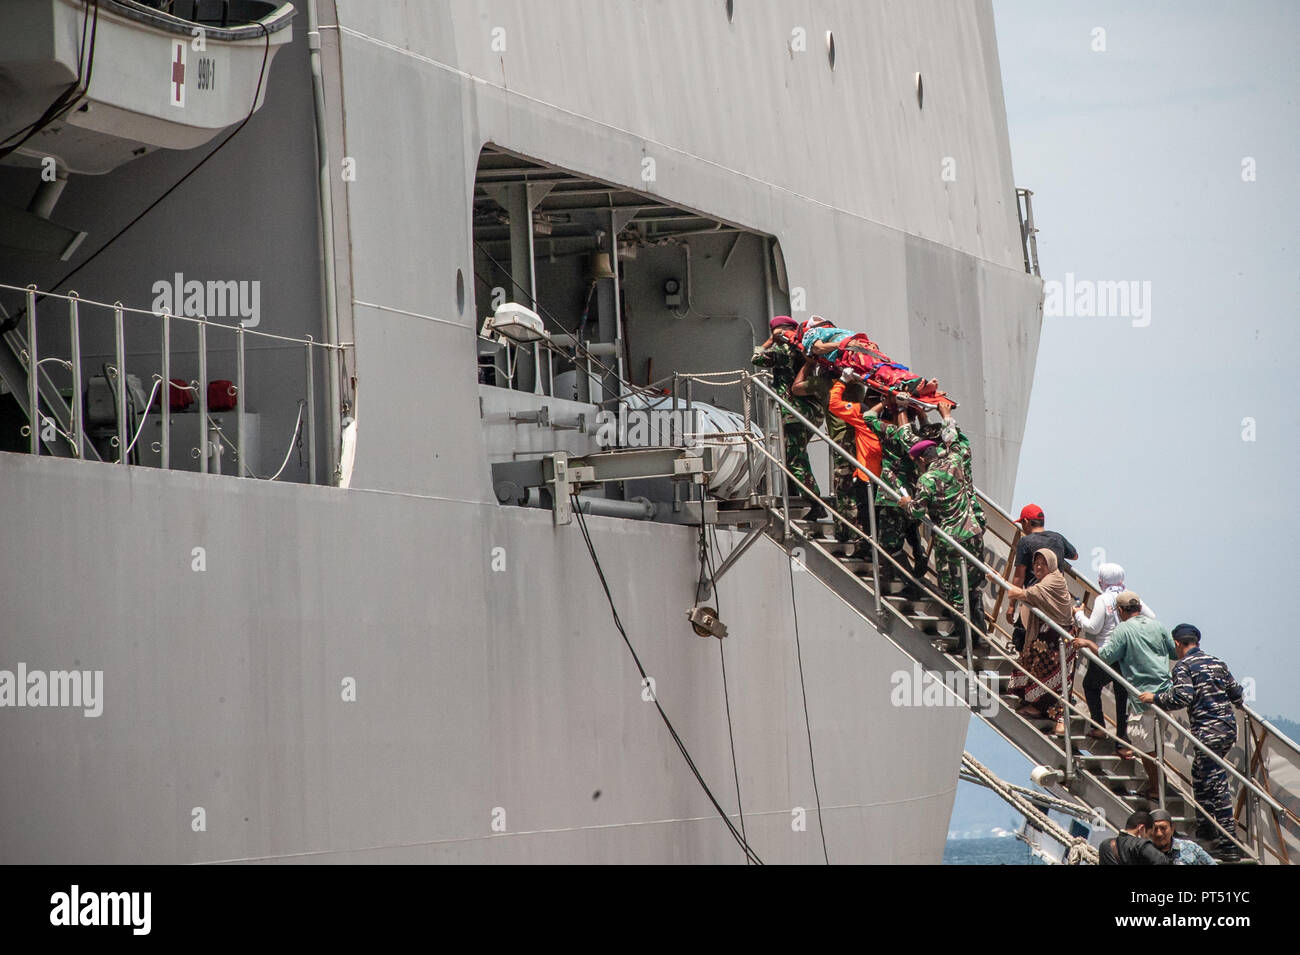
[{"xmin": 953, "ymin": 0, "xmax": 1300, "ymax": 837}]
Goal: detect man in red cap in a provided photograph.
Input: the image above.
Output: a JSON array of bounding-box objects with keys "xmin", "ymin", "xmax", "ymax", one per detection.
[{"xmin": 1007, "ymin": 504, "xmax": 1078, "ymax": 653}]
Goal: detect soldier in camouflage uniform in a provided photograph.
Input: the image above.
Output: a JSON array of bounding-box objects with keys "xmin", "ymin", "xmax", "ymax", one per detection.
[
  {"xmin": 825, "ymin": 379, "xmax": 905, "ymax": 572},
  {"xmin": 936, "ymin": 407, "xmax": 985, "ymax": 533},
  {"xmin": 752, "ymin": 316, "xmax": 825, "ymax": 521},
  {"xmin": 904, "ymin": 410, "xmax": 986, "ymax": 602},
  {"xmin": 793, "ymin": 318, "xmax": 860, "ymax": 540},
  {"xmin": 901, "ymin": 438, "xmax": 984, "ymax": 635},
  {"xmin": 1144, "ymin": 624, "xmax": 1244, "ymax": 859},
  {"xmin": 858, "ymin": 398, "xmax": 920, "ymax": 589},
  {"xmin": 933, "ymin": 409, "xmax": 986, "ymax": 625}
]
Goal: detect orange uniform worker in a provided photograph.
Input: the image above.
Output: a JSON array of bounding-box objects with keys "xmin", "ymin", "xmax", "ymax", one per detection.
[
  {"xmin": 826, "ymin": 380, "xmax": 884, "ymax": 540},
  {"xmin": 827, "ymin": 380, "xmax": 883, "ymax": 480}
]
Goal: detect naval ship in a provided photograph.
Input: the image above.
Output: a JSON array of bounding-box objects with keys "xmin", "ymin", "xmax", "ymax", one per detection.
[{"xmin": 2, "ymin": 1, "xmax": 1297, "ymax": 865}]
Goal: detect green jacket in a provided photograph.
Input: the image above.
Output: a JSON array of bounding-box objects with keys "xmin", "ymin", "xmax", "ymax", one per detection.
[
  {"xmin": 751, "ymin": 338, "xmax": 823, "ymax": 425},
  {"xmin": 1099, "ymin": 616, "xmax": 1177, "ymax": 713},
  {"xmin": 912, "ymin": 452, "xmax": 982, "ymax": 540}
]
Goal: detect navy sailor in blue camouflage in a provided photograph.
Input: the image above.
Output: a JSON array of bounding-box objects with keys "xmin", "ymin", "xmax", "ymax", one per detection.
[{"xmin": 1141, "ymin": 624, "xmax": 1244, "ymax": 845}]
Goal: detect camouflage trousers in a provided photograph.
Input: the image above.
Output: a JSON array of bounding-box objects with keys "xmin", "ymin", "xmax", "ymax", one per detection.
[
  {"xmin": 851, "ymin": 482, "xmax": 914, "ymax": 577},
  {"xmin": 828, "ymin": 415, "xmax": 857, "ymax": 540},
  {"xmin": 783, "ymin": 420, "xmax": 820, "ymax": 498},
  {"xmin": 874, "ymin": 501, "xmax": 909, "ymax": 557},
  {"xmin": 1193, "ymin": 733, "xmax": 1236, "ymax": 835},
  {"xmin": 934, "ymin": 532, "xmax": 983, "ymax": 616}
]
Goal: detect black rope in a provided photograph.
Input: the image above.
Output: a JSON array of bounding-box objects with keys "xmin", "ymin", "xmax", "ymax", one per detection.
[
  {"xmin": 787, "ymin": 551, "xmax": 831, "ymax": 864},
  {"xmin": 570, "ymin": 496, "xmax": 763, "ymax": 864},
  {"xmin": 699, "ymin": 504, "xmax": 749, "ymax": 861}
]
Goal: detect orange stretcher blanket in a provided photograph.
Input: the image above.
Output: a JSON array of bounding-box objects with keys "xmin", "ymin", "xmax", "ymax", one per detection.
[{"xmin": 817, "ymin": 333, "xmax": 957, "ymax": 411}]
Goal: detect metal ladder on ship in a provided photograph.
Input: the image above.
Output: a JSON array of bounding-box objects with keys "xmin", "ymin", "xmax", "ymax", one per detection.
[
  {"xmin": 0, "ymin": 289, "xmax": 102, "ymax": 460},
  {"xmin": 705, "ymin": 371, "xmax": 1300, "ymax": 864}
]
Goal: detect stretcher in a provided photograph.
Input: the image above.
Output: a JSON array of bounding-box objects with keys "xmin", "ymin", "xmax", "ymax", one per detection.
[{"xmin": 820, "ymin": 333, "xmax": 957, "ymax": 411}]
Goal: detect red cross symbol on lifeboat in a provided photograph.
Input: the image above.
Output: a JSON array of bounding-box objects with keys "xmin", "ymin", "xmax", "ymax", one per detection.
[{"xmin": 171, "ymin": 42, "xmax": 186, "ymax": 107}]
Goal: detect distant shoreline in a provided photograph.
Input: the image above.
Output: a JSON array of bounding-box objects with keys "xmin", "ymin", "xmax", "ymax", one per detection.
[{"xmin": 943, "ymin": 837, "xmax": 1033, "ymax": 865}]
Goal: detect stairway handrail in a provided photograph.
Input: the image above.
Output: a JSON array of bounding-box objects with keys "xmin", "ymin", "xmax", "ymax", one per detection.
[
  {"xmin": 976, "ymin": 484, "xmax": 1300, "ymax": 753},
  {"xmin": 745, "ymin": 434, "xmax": 1261, "ymax": 857},
  {"xmin": 1241, "ymin": 705, "xmax": 1300, "ymax": 761},
  {"xmin": 748, "ymin": 373, "xmax": 1290, "ymax": 822},
  {"xmin": 972, "ymin": 463, "xmax": 1300, "ymax": 831},
  {"xmin": 975, "ymin": 481, "xmax": 1300, "ymax": 830}
]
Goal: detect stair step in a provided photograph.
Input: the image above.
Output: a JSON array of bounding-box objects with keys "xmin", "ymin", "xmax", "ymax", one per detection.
[
  {"xmin": 773, "ymin": 520, "xmax": 1222, "ymax": 847},
  {"xmin": 914, "ymin": 616, "xmax": 959, "ymax": 638},
  {"xmin": 1070, "ymin": 735, "xmax": 1131, "ymax": 749}
]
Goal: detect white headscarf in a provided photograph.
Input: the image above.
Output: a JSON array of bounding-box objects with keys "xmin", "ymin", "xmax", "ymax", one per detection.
[
  {"xmin": 1078, "ymin": 562, "xmax": 1153, "ymax": 644},
  {"xmin": 1097, "ymin": 562, "xmax": 1126, "ymax": 592},
  {"xmin": 1095, "ymin": 562, "xmax": 1126, "ymax": 635}
]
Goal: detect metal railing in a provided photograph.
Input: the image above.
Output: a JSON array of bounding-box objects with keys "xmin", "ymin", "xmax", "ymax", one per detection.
[
  {"xmin": 976, "ymin": 491, "xmax": 1300, "ymax": 864},
  {"xmin": 733, "ymin": 370, "xmax": 1297, "ymax": 862},
  {"xmin": 1016, "ymin": 188, "xmax": 1041, "ymax": 277},
  {"xmin": 1, "ymin": 282, "xmax": 349, "ymax": 482}
]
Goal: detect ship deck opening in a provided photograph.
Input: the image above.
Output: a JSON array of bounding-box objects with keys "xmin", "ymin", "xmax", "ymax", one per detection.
[
  {"xmin": 472, "ymin": 144, "xmax": 789, "ymax": 414},
  {"xmin": 472, "ymin": 145, "xmax": 799, "ymax": 516}
]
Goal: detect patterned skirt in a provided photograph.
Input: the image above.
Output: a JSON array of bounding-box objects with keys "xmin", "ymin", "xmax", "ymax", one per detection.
[{"xmin": 1010, "ymin": 631, "xmax": 1077, "ymax": 712}]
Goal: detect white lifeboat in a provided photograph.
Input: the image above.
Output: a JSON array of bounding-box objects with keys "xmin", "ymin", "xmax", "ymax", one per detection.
[{"xmin": 0, "ymin": 0, "xmax": 295, "ymax": 176}]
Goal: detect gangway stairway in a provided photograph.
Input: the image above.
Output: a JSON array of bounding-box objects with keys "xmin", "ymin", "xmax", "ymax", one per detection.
[
  {"xmin": 773, "ymin": 511, "xmax": 1178, "ymax": 853},
  {"xmin": 0, "ymin": 301, "xmax": 101, "ymax": 460},
  {"xmin": 725, "ymin": 373, "xmax": 1300, "ymax": 864}
]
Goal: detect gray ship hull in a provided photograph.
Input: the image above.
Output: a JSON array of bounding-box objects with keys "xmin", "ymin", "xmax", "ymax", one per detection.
[{"xmin": 2, "ymin": 452, "xmax": 968, "ymax": 863}]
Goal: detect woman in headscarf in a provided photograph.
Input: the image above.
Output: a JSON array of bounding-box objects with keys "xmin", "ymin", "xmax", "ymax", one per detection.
[
  {"xmin": 1074, "ymin": 563, "xmax": 1156, "ymax": 754},
  {"xmin": 997, "ymin": 548, "xmax": 1077, "ymax": 733}
]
